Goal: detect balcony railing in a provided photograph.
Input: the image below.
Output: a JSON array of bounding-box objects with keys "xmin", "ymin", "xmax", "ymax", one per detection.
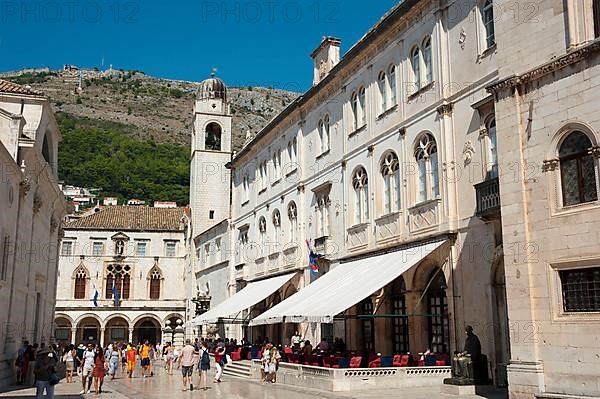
[{"xmin": 475, "ymin": 178, "xmax": 501, "ymax": 219}]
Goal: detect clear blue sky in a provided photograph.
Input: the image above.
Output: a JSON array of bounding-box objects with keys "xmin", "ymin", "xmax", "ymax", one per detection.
[{"xmin": 0, "ymin": 1, "xmax": 399, "ymax": 92}]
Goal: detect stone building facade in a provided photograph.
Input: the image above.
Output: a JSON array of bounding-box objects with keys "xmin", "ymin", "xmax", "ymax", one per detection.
[
  {"xmin": 488, "ymin": 0, "xmax": 600, "ymax": 397},
  {"xmin": 193, "ymin": 0, "xmax": 511, "ymax": 384},
  {"xmin": 0, "ymin": 80, "xmax": 67, "ymax": 388},
  {"xmin": 54, "ymin": 206, "xmax": 192, "ymax": 348},
  {"xmin": 192, "ymin": 0, "xmax": 600, "ymax": 396}
]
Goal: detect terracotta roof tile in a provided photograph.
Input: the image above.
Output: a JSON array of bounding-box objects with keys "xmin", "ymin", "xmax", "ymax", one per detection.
[
  {"xmin": 0, "ymin": 79, "xmax": 43, "ymax": 96},
  {"xmin": 65, "ymin": 206, "xmax": 187, "ymax": 232}
]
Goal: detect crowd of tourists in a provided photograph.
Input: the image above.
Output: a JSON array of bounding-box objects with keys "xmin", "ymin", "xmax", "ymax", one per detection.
[{"xmin": 14, "ymin": 339, "xmax": 161, "ymax": 398}]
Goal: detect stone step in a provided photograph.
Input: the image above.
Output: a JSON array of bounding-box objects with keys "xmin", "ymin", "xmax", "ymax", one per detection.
[{"xmin": 223, "ymin": 361, "xmax": 252, "ymax": 378}]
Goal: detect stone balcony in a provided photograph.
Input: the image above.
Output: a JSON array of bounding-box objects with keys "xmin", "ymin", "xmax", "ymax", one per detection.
[{"xmin": 474, "ymin": 177, "xmax": 501, "ymax": 220}]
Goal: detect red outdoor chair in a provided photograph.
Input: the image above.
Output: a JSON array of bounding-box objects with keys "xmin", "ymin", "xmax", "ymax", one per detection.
[
  {"xmin": 436, "ymin": 353, "xmax": 449, "ymax": 366},
  {"xmin": 368, "ymin": 357, "xmax": 381, "ymax": 368},
  {"xmin": 230, "ymin": 347, "xmax": 242, "ymax": 361},
  {"xmin": 323, "ymin": 356, "xmax": 339, "ymax": 368},
  {"xmin": 287, "ymin": 353, "xmax": 300, "ymax": 364},
  {"xmin": 393, "ymin": 354, "xmax": 411, "ymax": 367},
  {"xmin": 284, "ymin": 346, "xmax": 293, "ymax": 354},
  {"xmin": 303, "ymin": 354, "xmax": 319, "ymax": 366},
  {"xmin": 349, "ymin": 356, "xmax": 362, "ymax": 368}
]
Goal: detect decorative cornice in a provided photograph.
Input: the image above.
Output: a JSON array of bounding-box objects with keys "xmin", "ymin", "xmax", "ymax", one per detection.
[
  {"xmin": 542, "ymin": 159, "xmax": 559, "ymax": 172},
  {"xmin": 487, "ymin": 40, "xmax": 600, "ymax": 95}
]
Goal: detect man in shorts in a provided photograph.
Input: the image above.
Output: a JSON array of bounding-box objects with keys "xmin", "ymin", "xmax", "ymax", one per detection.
[
  {"xmin": 139, "ymin": 340, "xmax": 151, "ymax": 378},
  {"xmin": 79, "ymin": 343, "xmax": 95, "ymax": 394},
  {"xmin": 178, "ymin": 339, "xmax": 197, "ymax": 392}
]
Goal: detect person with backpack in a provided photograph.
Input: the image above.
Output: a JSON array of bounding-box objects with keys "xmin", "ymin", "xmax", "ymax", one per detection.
[
  {"xmin": 34, "ymin": 348, "xmax": 57, "ymax": 399},
  {"xmin": 198, "ymin": 341, "xmax": 210, "ymax": 390}
]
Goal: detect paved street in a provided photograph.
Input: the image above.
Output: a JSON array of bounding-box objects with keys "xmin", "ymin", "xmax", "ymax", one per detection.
[{"xmin": 0, "ymin": 361, "xmax": 507, "ymax": 399}]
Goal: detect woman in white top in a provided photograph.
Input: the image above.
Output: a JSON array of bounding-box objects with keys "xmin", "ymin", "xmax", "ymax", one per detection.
[{"xmin": 62, "ymin": 345, "xmax": 76, "ymax": 383}]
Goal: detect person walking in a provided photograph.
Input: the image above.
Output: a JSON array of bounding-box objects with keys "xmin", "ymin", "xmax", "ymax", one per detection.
[
  {"xmin": 268, "ymin": 344, "xmax": 282, "ymax": 383},
  {"xmin": 213, "ymin": 340, "xmax": 225, "ymax": 383},
  {"xmin": 139, "ymin": 340, "xmax": 151, "ymax": 378},
  {"xmin": 62, "ymin": 345, "xmax": 76, "ymax": 383},
  {"xmin": 165, "ymin": 342, "xmax": 175, "ymax": 375},
  {"xmin": 79, "ymin": 343, "xmax": 95, "ymax": 394},
  {"xmin": 92, "ymin": 346, "xmax": 106, "ymax": 394},
  {"xmin": 126, "ymin": 343, "xmax": 137, "ymax": 378},
  {"xmin": 198, "ymin": 341, "xmax": 210, "ymax": 390},
  {"xmin": 178, "ymin": 339, "xmax": 196, "ymax": 392},
  {"xmin": 33, "ymin": 348, "xmax": 57, "ymax": 399},
  {"xmin": 120, "ymin": 343, "xmax": 127, "ymax": 373},
  {"xmin": 107, "ymin": 343, "xmax": 120, "ymax": 380}
]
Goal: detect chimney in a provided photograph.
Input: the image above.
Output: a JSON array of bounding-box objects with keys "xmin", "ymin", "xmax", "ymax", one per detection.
[{"xmin": 311, "ymin": 36, "xmax": 341, "ymax": 86}]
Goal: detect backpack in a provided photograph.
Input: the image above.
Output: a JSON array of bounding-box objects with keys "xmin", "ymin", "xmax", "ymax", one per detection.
[{"xmin": 200, "ymin": 349, "xmax": 210, "ymax": 365}]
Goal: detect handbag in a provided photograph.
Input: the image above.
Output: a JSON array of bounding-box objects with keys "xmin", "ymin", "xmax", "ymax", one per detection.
[{"xmin": 49, "ymin": 372, "xmax": 59, "ymax": 386}]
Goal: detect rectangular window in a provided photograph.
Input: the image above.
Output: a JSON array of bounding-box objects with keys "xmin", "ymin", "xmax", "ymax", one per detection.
[
  {"xmin": 61, "ymin": 241, "xmax": 73, "ymax": 256},
  {"xmin": 136, "ymin": 242, "xmax": 147, "ymax": 256},
  {"xmin": 595, "ymin": 0, "xmax": 600, "ymax": 38},
  {"xmin": 209, "ymin": 210, "xmax": 215, "ymax": 220},
  {"xmin": 165, "ymin": 241, "xmax": 176, "ymax": 257},
  {"xmin": 204, "ymin": 244, "xmax": 210, "ymax": 264},
  {"xmin": 92, "ymin": 241, "xmax": 104, "ymax": 256},
  {"xmin": 1, "ymin": 235, "xmax": 9, "ymax": 281},
  {"xmin": 560, "ymin": 267, "xmax": 600, "ymax": 312},
  {"xmin": 430, "ymin": 152, "xmax": 439, "ymax": 198}
]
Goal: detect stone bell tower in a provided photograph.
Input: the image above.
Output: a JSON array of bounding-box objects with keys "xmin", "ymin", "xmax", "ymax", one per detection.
[{"xmin": 189, "ymin": 72, "xmax": 232, "ymax": 237}]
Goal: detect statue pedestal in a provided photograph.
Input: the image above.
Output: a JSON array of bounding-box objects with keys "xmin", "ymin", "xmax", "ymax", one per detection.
[{"xmin": 440, "ymin": 383, "xmax": 476, "ymax": 396}]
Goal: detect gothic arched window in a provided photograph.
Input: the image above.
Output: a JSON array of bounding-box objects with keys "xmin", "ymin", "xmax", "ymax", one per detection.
[
  {"xmin": 414, "ymin": 133, "xmax": 439, "ymax": 202},
  {"xmin": 74, "ymin": 266, "xmax": 88, "ymax": 299},
  {"xmin": 287, "ymin": 201, "xmax": 298, "ymax": 243},
  {"xmin": 389, "ymin": 64, "xmax": 397, "ymax": 106},
  {"xmin": 422, "ymin": 37, "xmax": 433, "ymax": 85},
  {"xmin": 149, "ymin": 266, "xmax": 162, "ymax": 300},
  {"xmin": 411, "ymin": 46, "xmax": 421, "ymax": 90},
  {"xmin": 378, "ymin": 71, "xmax": 388, "ymax": 114},
  {"xmin": 105, "ymin": 264, "xmax": 131, "ymax": 300},
  {"xmin": 559, "ymin": 131, "xmax": 598, "ymax": 206},
  {"xmin": 381, "ymin": 152, "xmax": 401, "ymax": 214},
  {"xmin": 353, "ymin": 167, "xmax": 369, "ymax": 224},
  {"xmin": 272, "ymin": 209, "xmax": 281, "ymax": 245}
]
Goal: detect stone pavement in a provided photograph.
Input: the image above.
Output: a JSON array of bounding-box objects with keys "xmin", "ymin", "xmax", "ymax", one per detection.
[{"xmin": 0, "ymin": 362, "xmax": 508, "ymax": 399}]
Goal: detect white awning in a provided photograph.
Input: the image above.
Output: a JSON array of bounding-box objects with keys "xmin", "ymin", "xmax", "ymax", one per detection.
[
  {"xmin": 190, "ymin": 272, "xmax": 296, "ymax": 325},
  {"xmin": 249, "ymin": 240, "xmax": 445, "ymax": 326}
]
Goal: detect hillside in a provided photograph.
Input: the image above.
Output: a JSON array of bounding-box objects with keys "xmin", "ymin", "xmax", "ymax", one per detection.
[
  {"xmin": 4, "ymin": 69, "xmax": 300, "ymax": 205},
  {"xmin": 8, "ymin": 69, "xmax": 299, "ymax": 151}
]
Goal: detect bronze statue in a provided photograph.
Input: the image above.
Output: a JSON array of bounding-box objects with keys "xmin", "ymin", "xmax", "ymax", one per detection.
[{"xmin": 452, "ymin": 325, "xmax": 481, "ymax": 381}]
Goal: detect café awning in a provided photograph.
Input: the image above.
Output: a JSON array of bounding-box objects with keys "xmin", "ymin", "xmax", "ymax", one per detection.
[
  {"xmin": 190, "ymin": 272, "xmax": 296, "ymax": 325},
  {"xmin": 249, "ymin": 240, "xmax": 445, "ymax": 326}
]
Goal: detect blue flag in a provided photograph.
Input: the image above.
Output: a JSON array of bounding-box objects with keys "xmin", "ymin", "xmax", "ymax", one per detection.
[
  {"xmin": 92, "ymin": 286, "xmax": 99, "ymax": 307},
  {"xmin": 112, "ymin": 282, "xmax": 119, "ymax": 307}
]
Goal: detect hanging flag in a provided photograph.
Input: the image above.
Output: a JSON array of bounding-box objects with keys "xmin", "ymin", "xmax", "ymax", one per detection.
[
  {"xmin": 305, "ymin": 239, "xmax": 321, "ymax": 276},
  {"xmin": 92, "ymin": 285, "xmax": 99, "ymax": 307},
  {"xmin": 112, "ymin": 282, "xmax": 120, "ymax": 307}
]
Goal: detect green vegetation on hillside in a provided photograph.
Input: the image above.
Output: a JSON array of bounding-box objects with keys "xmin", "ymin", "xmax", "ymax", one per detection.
[
  {"xmin": 57, "ymin": 113, "xmax": 190, "ymax": 205},
  {"xmin": 6, "ymin": 72, "xmax": 57, "ymax": 85}
]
